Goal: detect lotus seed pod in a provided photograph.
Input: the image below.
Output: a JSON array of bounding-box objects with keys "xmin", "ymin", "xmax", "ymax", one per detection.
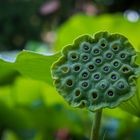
[{"xmin": 51, "ymin": 32, "xmax": 140, "ymax": 112}]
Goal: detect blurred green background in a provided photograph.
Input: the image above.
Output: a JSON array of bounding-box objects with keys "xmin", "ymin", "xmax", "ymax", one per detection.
[{"xmin": 1, "ymin": 0, "xmax": 140, "ymax": 140}]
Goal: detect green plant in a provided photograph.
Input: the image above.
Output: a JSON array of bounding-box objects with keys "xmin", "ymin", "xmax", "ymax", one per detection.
[
  {"xmin": 1, "ymin": 30, "xmax": 140, "ymax": 139},
  {"xmin": 51, "ymin": 31, "xmax": 140, "ymax": 140}
]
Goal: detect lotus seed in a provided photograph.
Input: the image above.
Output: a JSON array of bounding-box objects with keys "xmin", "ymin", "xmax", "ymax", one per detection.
[
  {"xmin": 107, "ymin": 90, "xmax": 114, "ymax": 96},
  {"xmin": 92, "ymin": 92, "xmax": 98, "ymax": 99},
  {"xmin": 120, "ymin": 53, "xmax": 126, "ymax": 59},
  {"xmin": 73, "ymin": 65, "xmax": 81, "ymax": 72},
  {"xmin": 111, "ymin": 74, "xmax": 117, "ymax": 80},
  {"xmin": 94, "ymin": 49, "xmax": 100, "ymax": 54},
  {"xmin": 95, "ymin": 58, "xmax": 101, "ymax": 64},
  {"xmin": 106, "ymin": 53, "xmax": 112, "ymax": 58},
  {"xmin": 113, "ymin": 61, "xmax": 119, "ymax": 67},
  {"xmin": 103, "ymin": 65, "xmax": 110, "ymax": 72},
  {"xmin": 118, "ymin": 82, "xmax": 125, "ymax": 89},
  {"xmin": 93, "ymin": 73, "xmax": 100, "ymax": 80},
  {"xmin": 66, "ymin": 79, "xmax": 73, "ymax": 87},
  {"xmin": 75, "ymin": 90, "xmax": 81, "ymax": 96},
  {"xmin": 88, "ymin": 65, "xmax": 94, "ymax": 70}
]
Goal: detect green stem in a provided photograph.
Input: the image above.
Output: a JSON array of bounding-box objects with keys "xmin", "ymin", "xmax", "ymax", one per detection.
[{"xmin": 90, "ymin": 109, "xmax": 102, "ymax": 140}]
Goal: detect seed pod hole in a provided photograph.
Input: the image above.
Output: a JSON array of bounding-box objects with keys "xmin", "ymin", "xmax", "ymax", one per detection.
[
  {"xmin": 82, "ymin": 43, "xmax": 91, "ymax": 52},
  {"xmin": 66, "ymin": 79, "xmax": 73, "ymax": 87},
  {"xmin": 103, "ymin": 65, "xmax": 110, "ymax": 73},
  {"xmin": 117, "ymin": 81, "xmax": 125, "ymax": 89},
  {"xmin": 81, "ymin": 81, "xmax": 88, "ymax": 88},
  {"xmin": 81, "ymin": 71, "xmax": 89, "ymax": 79},
  {"xmin": 92, "ymin": 92, "xmax": 98, "ymax": 99},
  {"xmin": 100, "ymin": 83, "xmax": 106, "ymax": 89},
  {"xmin": 83, "ymin": 55, "xmax": 88, "ymax": 60},
  {"xmin": 120, "ymin": 53, "xmax": 126, "ymax": 59},
  {"xmin": 113, "ymin": 61, "xmax": 119, "ymax": 67},
  {"xmin": 112, "ymin": 45, "xmax": 119, "ymax": 51},
  {"xmin": 93, "ymin": 48, "xmax": 100, "ymax": 55},
  {"xmin": 122, "ymin": 67, "xmax": 129, "ymax": 73},
  {"xmin": 95, "ymin": 58, "xmax": 102, "ymax": 64},
  {"xmin": 73, "ymin": 64, "xmax": 81, "ymax": 72},
  {"xmin": 84, "ymin": 45, "xmax": 89, "ymax": 51},
  {"xmin": 61, "ymin": 66, "xmax": 69, "ymax": 73},
  {"xmin": 93, "ymin": 73, "xmax": 101, "ymax": 80},
  {"xmin": 106, "ymin": 52, "xmax": 113, "ymax": 59},
  {"xmin": 101, "ymin": 43, "xmax": 106, "ymax": 47},
  {"xmin": 107, "ymin": 90, "xmax": 114, "ymax": 97},
  {"xmin": 75, "ymin": 90, "xmax": 81, "ymax": 96},
  {"xmin": 72, "ymin": 55, "xmax": 77, "ymax": 59},
  {"xmin": 111, "ymin": 74, "xmax": 117, "ymax": 80},
  {"xmin": 100, "ymin": 39, "xmax": 107, "ymax": 48},
  {"xmin": 82, "ymin": 54, "xmax": 89, "ymax": 61},
  {"xmin": 69, "ymin": 52, "xmax": 79, "ymax": 61},
  {"xmin": 97, "ymin": 80, "xmax": 109, "ymax": 90},
  {"xmin": 88, "ymin": 64, "xmax": 94, "ymax": 71}
]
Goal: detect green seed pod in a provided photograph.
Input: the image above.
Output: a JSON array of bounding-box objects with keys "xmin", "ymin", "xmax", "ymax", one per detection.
[{"xmin": 51, "ymin": 32, "xmax": 140, "ymax": 112}]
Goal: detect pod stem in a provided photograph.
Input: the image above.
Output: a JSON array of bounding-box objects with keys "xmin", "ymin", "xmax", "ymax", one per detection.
[{"xmin": 90, "ymin": 109, "xmax": 103, "ymax": 140}]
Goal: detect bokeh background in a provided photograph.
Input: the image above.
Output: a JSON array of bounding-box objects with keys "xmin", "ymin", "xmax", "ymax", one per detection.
[{"xmin": 1, "ymin": 0, "xmax": 140, "ymax": 140}]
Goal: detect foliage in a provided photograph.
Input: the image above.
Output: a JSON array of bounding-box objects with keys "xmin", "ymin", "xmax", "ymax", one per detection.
[
  {"xmin": 0, "ymin": 77, "xmax": 89, "ymax": 139},
  {"xmin": 0, "ymin": 0, "xmax": 45, "ymax": 51},
  {"xmin": 1, "ymin": 13, "xmax": 140, "ymax": 139},
  {"xmin": 0, "ymin": 50, "xmax": 60, "ymax": 85},
  {"xmin": 55, "ymin": 14, "xmax": 140, "ymax": 52}
]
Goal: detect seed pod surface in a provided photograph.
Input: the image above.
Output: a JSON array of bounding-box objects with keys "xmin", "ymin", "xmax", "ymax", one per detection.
[{"xmin": 51, "ymin": 32, "xmax": 140, "ymax": 111}]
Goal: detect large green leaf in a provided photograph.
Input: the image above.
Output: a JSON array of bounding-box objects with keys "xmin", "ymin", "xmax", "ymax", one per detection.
[
  {"xmin": 0, "ymin": 77, "xmax": 89, "ymax": 138},
  {"xmin": 0, "ymin": 50, "xmax": 60, "ymax": 85},
  {"xmin": 55, "ymin": 14, "xmax": 140, "ymax": 52}
]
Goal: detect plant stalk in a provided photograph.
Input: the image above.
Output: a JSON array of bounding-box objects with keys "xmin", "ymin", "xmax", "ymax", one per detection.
[{"xmin": 90, "ymin": 109, "xmax": 102, "ymax": 140}]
